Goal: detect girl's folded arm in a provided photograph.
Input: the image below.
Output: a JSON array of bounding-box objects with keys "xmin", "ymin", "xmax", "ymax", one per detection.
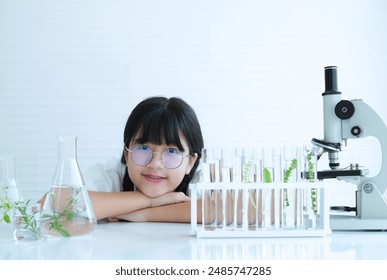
[
  {"xmin": 89, "ymin": 190, "xmax": 191, "ymax": 220},
  {"xmin": 113, "ymin": 200, "xmax": 203, "ymax": 223}
]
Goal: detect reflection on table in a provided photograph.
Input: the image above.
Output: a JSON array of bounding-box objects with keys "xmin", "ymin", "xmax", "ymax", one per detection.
[{"xmin": 1, "ymin": 222, "xmax": 387, "ymax": 260}]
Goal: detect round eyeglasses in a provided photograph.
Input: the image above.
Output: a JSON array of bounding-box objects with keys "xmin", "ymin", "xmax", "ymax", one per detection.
[{"xmin": 126, "ymin": 145, "xmax": 191, "ymax": 169}]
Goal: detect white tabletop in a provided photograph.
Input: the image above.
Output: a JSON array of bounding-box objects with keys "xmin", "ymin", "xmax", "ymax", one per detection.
[{"xmin": 1, "ymin": 222, "xmax": 387, "ymax": 260}]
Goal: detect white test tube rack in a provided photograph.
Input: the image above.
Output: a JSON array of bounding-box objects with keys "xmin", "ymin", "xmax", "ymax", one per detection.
[{"xmin": 190, "ymin": 181, "xmax": 331, "ymax": 238}]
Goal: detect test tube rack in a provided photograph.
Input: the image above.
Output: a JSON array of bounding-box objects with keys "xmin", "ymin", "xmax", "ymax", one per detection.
[{"xmin": 190, "ymin": 182, "xmax": 331, "ymax": 238}]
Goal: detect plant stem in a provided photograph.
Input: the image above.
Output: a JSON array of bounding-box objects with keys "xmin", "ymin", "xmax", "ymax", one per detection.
[
  {"xmin": 14, "ymin": 200, "xmax": 41, "ymax": 240},
  {"xmin": 42, "ymin": 188, "xmax": 81, "ymax": 237},
  {"xmin": 243, "ymin": 154, "xmax": 257, "ymax": 208},
  {"xmin": 283, "ymin": 159, "xmax": 297, "ymax": 207},
  {"xmin": 306, "ymin": 150, "xmax": 318, "ymax": 215},
  {"xmin": 0, "ymin": 187, "xmax": 13, "ymax": 224}
]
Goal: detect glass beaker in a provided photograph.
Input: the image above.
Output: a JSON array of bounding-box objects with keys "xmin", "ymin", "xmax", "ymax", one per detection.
[
  {"xmin": 41, "ymin": 136, "xmax": 96, "ymax": 237},
  {"xmin": 0, "ymin": 155, "xmax": 22, "ymax": 224}
]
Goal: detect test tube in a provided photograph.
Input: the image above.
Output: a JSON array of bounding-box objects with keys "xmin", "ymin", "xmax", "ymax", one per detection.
[
  {"xmin": 256, "ymin": 149, "xmax": 264, "ymax": 228},
  {"xmin": 201, "ymin": 148, "xmax": 216, "ymax": 230},
  {"xmin": 262, "ymin": 147, "xmax": 283, "ymax": 228},
  {"xmin": 234, "ymin": 148, "xmax": 244, "ymax": 228},
  {"xmin": 243, "ymin": 148, "xmax": 258, "ymax": 230},
  {"xmin": 282, "ymin": 146, "xmax": 301, "ymax": 228},
  {"xmin": 301, "ymin": 146, "xmax": 318, "ymax": 229},
  {"xmin": 202, "ymin": 148, "xmax": 227, "ymax": 230},
  {"xmin": 222, "ymin": 148, "xmax": 235, "ymax": 230},
  {"xmin": 212, "ymin": 148, "xmax": 223, "ymax": 229}
]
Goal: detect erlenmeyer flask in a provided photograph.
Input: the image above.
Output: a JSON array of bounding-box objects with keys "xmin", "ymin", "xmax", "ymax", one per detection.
[
  {"xmin": 0, "ymin": 155, "xmax": 22, "ymax": 224},
  {"xmin": 41, "ymin": 136, "xmax": 96, "ymax": 237}
]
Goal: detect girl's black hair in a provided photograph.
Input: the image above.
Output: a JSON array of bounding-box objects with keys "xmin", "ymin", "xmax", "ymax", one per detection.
[{"xmin": 121, "ymin": 96, "xmax": 204, "ymax": 194}]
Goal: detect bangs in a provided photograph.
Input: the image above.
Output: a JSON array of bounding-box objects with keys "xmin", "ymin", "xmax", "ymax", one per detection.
[{"xmin": 134, "ymin": 109, "xmax": 185, "ymax": 151}]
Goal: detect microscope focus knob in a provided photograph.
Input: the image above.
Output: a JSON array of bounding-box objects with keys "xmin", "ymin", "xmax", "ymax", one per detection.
[
  {"xmin": 351, "ymin": 126, "xmax": 362, "ymax": 137},
  {"xmin": 335, "ymin": 100, "xmax": 355, "ymax": 120}
]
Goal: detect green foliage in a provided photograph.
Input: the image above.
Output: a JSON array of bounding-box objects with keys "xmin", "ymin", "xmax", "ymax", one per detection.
[
  {"xmin": 263, "ymin": 168, "xmax": 272, "ymax": 183},
  {"xmin": 14, "ymin": 200, "xmax": 41, "ymax": 240},
  {"xmin": 1, "ymin": 189, "xmax": 41, "ymax": 240},
  {"xmin": 41, "ymin": 212, "xmax": 71, "ymax": 237},
  {"xmin": 283, "ymin": 159, "xmax": 297, "ymax": 183},
  {"xmin": 42, "ymin": 188, "xmax": 81, "ymax": 237},
  {"xmin": 0, "ymin": 187, "xmax": 13, "ymax": 224},
  {"xmin": 243, "ymin": 154, "xmax": 256, "ymax": 208},
  {"xmin": 242, "ymin": 155, "xmax": 255, "ymax": 183},
  {"xmin": 306, "ymin": 152, "xmax": 315, "ymax": 182},
  {"xmin": 306, "ymin": 149, "xmax": 318, "ymax": 215},
  {"xmin": 283, "ymin": 159, "xmax": 298, "ymax": 207}
]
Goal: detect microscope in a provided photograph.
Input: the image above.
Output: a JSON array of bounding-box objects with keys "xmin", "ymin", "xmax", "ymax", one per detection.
[{"xmin": 311, "ymin": 66, "xmax": 387, "ymax": 230}]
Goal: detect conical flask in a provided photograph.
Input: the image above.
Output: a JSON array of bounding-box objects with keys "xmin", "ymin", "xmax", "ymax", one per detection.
[
  {"xmin": 0, "ymin": 155, "xmax": 22, "ymax": 224},
  {"xmin": 41, "ymin": 136, "xmax": 96, "ymax": 237}
]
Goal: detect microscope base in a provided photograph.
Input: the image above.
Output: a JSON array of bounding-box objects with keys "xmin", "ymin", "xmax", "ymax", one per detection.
[{"xmin": 330, "ymin": 214, "xmax": 387, "ymax": 230}]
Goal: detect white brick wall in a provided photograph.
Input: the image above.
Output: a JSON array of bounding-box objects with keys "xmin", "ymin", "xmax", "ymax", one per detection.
[{"xmin": 0, "ymin": 0, "xmax": 386, "ymax": 203}]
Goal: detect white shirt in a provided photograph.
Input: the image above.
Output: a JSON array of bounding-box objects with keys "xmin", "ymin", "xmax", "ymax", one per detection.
[{"xmin": 83, "ymin": 157, "xmax": 126, "ymax": 192}]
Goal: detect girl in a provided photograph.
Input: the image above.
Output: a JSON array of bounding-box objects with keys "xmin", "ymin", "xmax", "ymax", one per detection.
[{"xmin": 84, "ymin": 96, "xmax": 204, "ymax": 222}]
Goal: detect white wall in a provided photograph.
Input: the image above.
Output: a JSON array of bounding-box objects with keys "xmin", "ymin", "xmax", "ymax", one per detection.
[{"xmin": 1, "ymin": 0, "xmax": 386, "ymax": 196}]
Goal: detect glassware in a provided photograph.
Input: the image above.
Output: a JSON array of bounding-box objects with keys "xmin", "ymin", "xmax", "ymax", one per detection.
[
  {"xmin": 13, "ymin": 201, "xmax": 41, "ymax": 241},
  {"xmin": 261, "ymin": 148, "xmax": 278, "ymax": 228},
  {"xmin": 201, "ymin": 148, "xmax": 219, "ymax": 230},
  {"xmin": 301, "ymin": 146, "xmax": 319, "ymax": 229},
  {"xmin": 282, "ymin": 146, "xmax": 302, "ymax": 228},
  {"xmin": 41, "ymin": 136, "xmax": 96, "ymax": 237},
  {"xmin": 221, "ymin": 148, "xmax": 235, "ymax": 229},
  {"xmin": 243, "ymin": 148, "xmax": 258, "ymax": 230},
  {"xmin": 193, "ymin": 146, "xmax": 330, "ymax": 237},
  {"xmin": 0, "ymin": 155, "xmax": 22, "ymax": 225}
]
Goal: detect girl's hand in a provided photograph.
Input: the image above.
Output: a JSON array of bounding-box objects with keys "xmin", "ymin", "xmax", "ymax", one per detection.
[
  {"xmin": 150, "ymin": 192, "xmax": 190, "ymax": 207},
  {"xmin": 37, "ymin": 193, "xmax": 47, "ymax": 207}
]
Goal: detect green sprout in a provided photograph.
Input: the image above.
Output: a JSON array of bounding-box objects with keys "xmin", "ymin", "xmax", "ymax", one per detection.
[
  {"xmin": 0, "ymin": 187, "xmax": 13, "ymax": 224},
  {"xmin": 14, "ymin": 200, "xmax": 41, "ymax": 240},
  {"xmin": 242, "ymin": 154, "xmax": 256, "ymax": 208},
  {"xmin": 306, "ymin": 150, "xmax": 318, "ymax": 215},
  {"xmin": 42, "ymin": 188, "xmax": 81, "ymax": 237},
  {"xmin": 243, "ymin": 155, "xmax": 255, "ymax": 184},
  {"xmin": 284, "ymin": 159, "xmax": 298, "ymax": 183},
  {"xmin": 263, "ymin": 167, "xmax": 272, "ymax": 183},
  {"xmin": 283, "ymin": 159, "xmax": 298, "ymax": 207}
]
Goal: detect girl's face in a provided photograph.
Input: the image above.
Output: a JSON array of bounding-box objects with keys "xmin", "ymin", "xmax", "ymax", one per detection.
[{"xmin": 125, "ymin": 134, "xmax": 198, "ymax": 198}]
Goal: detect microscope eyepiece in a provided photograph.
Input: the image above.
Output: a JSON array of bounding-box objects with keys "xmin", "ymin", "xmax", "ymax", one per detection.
[{"xmin": 323, "ymin": 66, "xmax": 341, "ymax": 96}]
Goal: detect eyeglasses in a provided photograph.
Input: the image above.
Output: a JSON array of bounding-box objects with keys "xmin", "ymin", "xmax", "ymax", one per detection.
[{"xmin": 126, "ymin": 145, "xmax": 191, "ymax": 169}]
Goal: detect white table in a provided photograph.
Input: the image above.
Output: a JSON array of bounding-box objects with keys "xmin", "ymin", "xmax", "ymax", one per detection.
[{"xmin": 1, "ymin": 222, "xmax": 387, "ymax": 260}]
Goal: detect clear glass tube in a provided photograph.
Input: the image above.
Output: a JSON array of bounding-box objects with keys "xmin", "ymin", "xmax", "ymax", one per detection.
[
  {"xmin": 301, "ymin": 146, "xmax": 319, "ymax": 229},
  {"xmin": 0, "ymin": 155, "xmax": 22, "ymax": 225},
  {"xmin": 222, "ymin": 148, "xmax": 235, "ymax": 230},
  {"xmin": 282, "ymin": 146, "xmax": 300, "ymax": 228},
  {"xmin": 194, "ymin": 146, "xmax": 328, "ymax": 237},
  {"xmin": 41, "ymin": 136, "xmax": 96, "ymax": 237}
]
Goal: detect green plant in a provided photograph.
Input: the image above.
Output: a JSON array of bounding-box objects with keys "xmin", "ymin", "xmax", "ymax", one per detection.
[
  {"xmin": 263, "ymin": 167, "xmax": 272, "ymax": 183},
  {"xmin": 283, "ymin": 159, "xmax": 298, "ymax": 207},
  {"xmin": 13, "ymin": 200, "xmax": 41, "ymax": 240},
  {"xmin": 283, "ymin": 159, "xmax": 297, "ymax": 183},
  {"xmin": 243, "ymin": 154, "xmax": 256, "ymax": 208},
  {"xmin": 306, "ymin": 150, "xmax": 318, "ymax": 215},
  {"xmin": 242, "ymin": 155, "xmax": 255, "ymax": 184},
  {"xmin": 42, "ymin": 188, "xmax": 81, "ymax": 237},
  {"xmin": 0, "ymin": 187, "xmax": 12, "ymax": 224}
]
